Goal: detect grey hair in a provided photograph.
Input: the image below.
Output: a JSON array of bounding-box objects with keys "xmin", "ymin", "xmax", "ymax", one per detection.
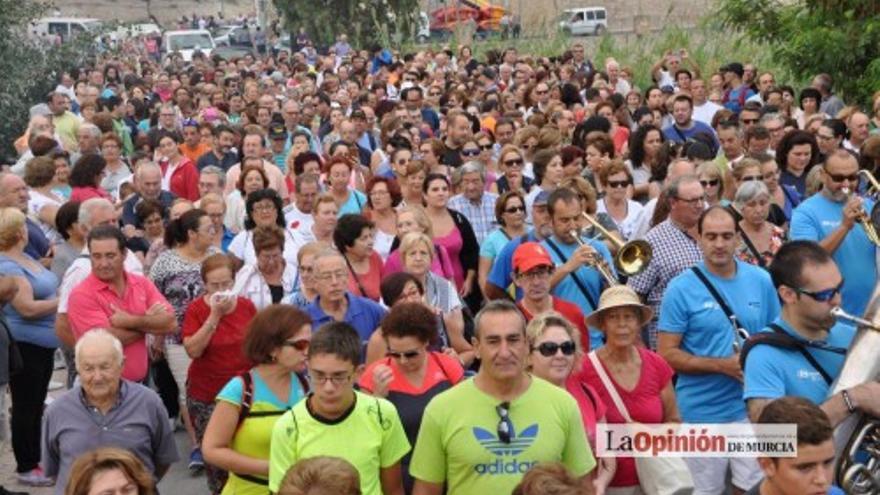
[
  {"xmin": 200, "ymin": 165, "xmax": 226, "ymax": 188},
  {"xmin": 665, "ymin": 174, "xmax": 699, "ymax": 200},
  {"xmin": 78, "ymin": 198, "xmax": 114, "ymax": 228},
  {"xmin": 75, "ymin": 329, "xmax": 124, "ymax": 367},
  {"xmin": 760, "ymin": 113, "xmax": 784, "ymax": 126},
  {"xmin": 134, "ymin": 161, "xmax": 161, "ymax": 180},
  {"xmin": 312, "ymin": 247, "xmax": 345, "ymax": 267},
  {"xmin": 459, "ymin": 161, "xmax": 486, "ymax": 182},
  {"xmin": 734, "ymin": 180, "xmax": 770, "ymax": 209},
  {"xmin": 473, "ymin": 299, "xmax": 526, "ymax": 338},
  {"xmin": 79, "ymin": 123, "xmax": 101, "ymax": 138}
]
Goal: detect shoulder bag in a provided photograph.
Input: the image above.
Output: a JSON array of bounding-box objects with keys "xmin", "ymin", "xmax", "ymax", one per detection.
[{"xmin": 588, "ymin": 351, "xmax": 694, "ymax": 495}]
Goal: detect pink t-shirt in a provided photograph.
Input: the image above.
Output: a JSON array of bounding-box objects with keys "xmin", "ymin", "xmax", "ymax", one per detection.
[
  {"xmin": 381, "ymin": 243, "xmax": 456, "ymax": 282},
  {"xmin": 67, "ymin": 271, "xmax": 174, "ymax": 382},
  {"xmin": 347, "ymin": 251, "xmax": 383, "ymax": 301},
  {"xmin": 564, "ymin": 375, "xmax": 607, "ymax": 450},
  {"xmin": 433, "ymin": 227, "xmax": 464, "ymax": 289},
  {"xmin": 575, "ymin": 348, "xmax": 674, "ymax": 487}
]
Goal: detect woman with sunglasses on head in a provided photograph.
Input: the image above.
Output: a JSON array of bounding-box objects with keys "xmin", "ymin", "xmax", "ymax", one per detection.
[
  {"xmin": 596, "ymin": 160, "xmax": 643, "ymax": 242},
  {"xmin": 203, "ymin": 306, "xmax": 312, "ymax": 495},
  {"xmin": 182, "ymin": 254, "xmax": 258, "ymax": 494},
  {"xmin": 526, "ymin": 313, "xmax": 616, "ymax": 495},
  {"xmin": 359, "ymin": 300, "xmax": 465, "ymax": 494},
  {"xmin": 575, "ymin": 286, "xmax": 680, "ymax": 494},
  {"xmin": 479, "ymin": 191, "xmax": 527, "ymax": 295},
  {"xmin": 496, "ymin": 145, "xmax": 535, "ymax": 195}
]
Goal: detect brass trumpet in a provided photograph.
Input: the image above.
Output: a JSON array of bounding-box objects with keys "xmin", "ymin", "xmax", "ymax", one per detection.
[
  {"xmin": 570, "ymin": 230, "xmax": 619, "ymax": 287},
  {"xmin": 580, "ymin": 213, "xmax": 653, "ymax": 277},
  {"xmin": 843, "ymin": 170, "xmax": 880, "ymax": 246}
]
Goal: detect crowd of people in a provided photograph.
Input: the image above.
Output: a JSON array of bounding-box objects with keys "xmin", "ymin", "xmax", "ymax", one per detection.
[{"xmin": 1, "ymin": 24, "xmax": 880, "ymax": 495}]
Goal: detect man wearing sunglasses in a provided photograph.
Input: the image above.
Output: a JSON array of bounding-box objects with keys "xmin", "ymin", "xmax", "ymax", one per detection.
[
  {"xmin": 512, "ymin": 242, "xmax": 590, "ymax": 352},
  {"xmin": 790, "ymin": 150, "xmax": 877, "ymax": 317},
  {"xmin": 410, "ymin": 300, "xmax": 595, "ymax": 495},
  {"xmin": 744, "ymin": 240, "xmax": 880, "ymax": 427},
  {"xmin": 658, "ymin": 206, "xmax": 779, "ymax": 495}
]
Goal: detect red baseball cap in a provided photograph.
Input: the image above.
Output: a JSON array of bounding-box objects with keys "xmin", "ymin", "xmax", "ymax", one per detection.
[{"xmin": 513, "ymin": 242, "xmax": 554, "ymax": 274}]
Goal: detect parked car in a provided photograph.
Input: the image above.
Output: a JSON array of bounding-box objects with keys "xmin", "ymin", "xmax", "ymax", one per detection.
[
  {"xmin": 29, "ymin": 17, "xmax": 103, "ymax": 43},
  {"xmin": 559, "ymin": 7, "xmax": 608, "ymax": 36},
  {"xmin": 214, "ymin": 24, "xmax": 251, "ymax": 47},
  {"xmin": 163, "ymin": 29, "xmax": 215, "ymax": 61}
]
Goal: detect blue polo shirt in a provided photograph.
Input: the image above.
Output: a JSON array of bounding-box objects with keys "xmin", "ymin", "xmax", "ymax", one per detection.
[
  {"xmin": 790, "ymin": 193, "xmax": 877, "ymax": 316},
  {"xmin": 306, "ymin": 293, "xmax": 387, "ymax": 361},
  {"xmin": 541, "ymin": 235, "xmax": 614, "ymax": 347},
  {"xmin": 486, "ymin": 230, "xmax": 539, "ymax": 300},
  {"xmin": 743, "ymin": 318, "xmax": 854, "ymax": 405},
  {"xmin": 658, "ymin": 260, "xmax": 780, "ymax": 423}
]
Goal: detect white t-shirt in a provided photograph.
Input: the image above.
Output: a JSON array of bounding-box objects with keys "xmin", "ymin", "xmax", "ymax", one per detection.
[
  {"xmin": 228, "ymin": 227, "xmax": 299, "ymax": 268},
  {"xmin": 693, "ymin": 101, "xmax": 724, "ymax": 126},
  {"xmin": 283, "ymin": 203, "xmax": 314, "ymax": 231},
  {"xmin": 28, "ymin": 190, "xmax": 63, "ymax": 244},
  {"xmin": 597, "ymin": 198, "xmax": 645, "ymax": 241}
]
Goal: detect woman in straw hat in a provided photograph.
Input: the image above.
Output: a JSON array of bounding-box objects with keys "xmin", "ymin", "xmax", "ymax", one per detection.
[
  {"xmin": 526, "ymin": 312, "xmax": 616, "ymax": 495},
  {"xmin": 575, "ymin": 285, "xmax": 680, "ymax": 494}
]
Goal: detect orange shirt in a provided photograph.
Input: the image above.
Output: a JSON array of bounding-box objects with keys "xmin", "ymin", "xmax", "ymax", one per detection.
[{"xmin": 179, "ymin": 142, "xmax": 211, "ymax": 164}]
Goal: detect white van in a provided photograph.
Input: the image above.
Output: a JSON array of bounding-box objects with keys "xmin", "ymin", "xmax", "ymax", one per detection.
[
  {"xmin": 163, "ymin": 29, "xmax": 215, "ymax": 61},
  {"xmin": 30, "ymin": 17, "xmax": 103, "ymax": 43},
  {"xmin": 559, "ymin": 7, "xmax": 608, "ymax": 36}
]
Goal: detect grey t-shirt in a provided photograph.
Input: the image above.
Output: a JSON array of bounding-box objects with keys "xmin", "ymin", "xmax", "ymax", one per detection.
[
  {"xmin": 50, "ymin": 241, "xmax": 80, "ymax": 282},
  {"xmin": 41, "ymin": 380, "xmax": 180, "ymax": 493}
]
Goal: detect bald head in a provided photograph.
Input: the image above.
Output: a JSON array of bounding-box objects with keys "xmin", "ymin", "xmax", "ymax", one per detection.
[
  {"xmin": 0, "ymin": 173, "xmax": 29, "ymax": 212},
  {"xmin": 135, "ymin": 162, "xmax": 162, "ymax": 200},
  {"xmin": 665, "ymin": 159, "xmax": 697, "ymax": 185}
]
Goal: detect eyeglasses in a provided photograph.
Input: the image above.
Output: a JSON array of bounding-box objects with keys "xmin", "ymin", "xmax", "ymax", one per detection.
[
  {"xmin": 253, "ymin": 203, "xmax": 277, "ymax": 213},
  {"xmin": 824, "ymin": 171, "xmax": 859, "ymax": 183},
  {"xmin": 741, "ymin": 175, "xmax": 762, "ymax": 182},
  {"xmin": 607, "ymin": 180, "xmax": 631, "ymax": 189},
  {"xmin": 675, "ymin": 196, "xmax": 705, "ymax": 206},
  {"xmin": 282, "ymin": 339, "xmax": 310, "ymax": 351},
  {"xmin": 496, "ymin": 401, "xmax": 513, "ymax": 444},
  {"xmin": 310, "ymin": 372, "xmax": 352, "ymax": 385},
  {"xmin": 700, "ymin": 179, "xmax": 720, "ymax": 187},
  {"xmin": 315, "ymin": 271, "xmax": 348, "ymax": 282},
  {"xmin": 816, "ymin": 133, "xmax": 836, "ymax": 141},
  {"xmin": 517, "ymin": 266, "xmax": 553, "ymax": 280},
  {"xmin": 535, "ymin": 90, "xmax": 548, "ymax": 95},
  {"xmin": 386, "ymin": 348, "xmax": 421, "ymax": 360},
  {"xmin": 504, "ymin": 158, "xmax": 524, "ymax": 168},
  {"xmin": 792, "ymin": 282, "xmax": 843, "ymax": 302},
  {"xmin": 479, "ymin": 143, "xmax": 493, "ymax": 151},
  {"xmin": 741, "ymin": 118, "xmax": 759, "ymax": 124},
  {"xmin": 533, "ymin": 341, "xmax": 576, "ymax": 357},
  {"xmin": 504, "ymin": 205, "xmax": 525, "ymax": 214},
  {"xmin": 462, "ymin": 149, "xmax": 481, "ymax": 157}
]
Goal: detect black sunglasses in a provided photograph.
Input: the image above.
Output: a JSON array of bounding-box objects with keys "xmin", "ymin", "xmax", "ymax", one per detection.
[
  {"xmin": 386, "ymin": 349, "xmax": 420, "ymax": 359},
  {"xmin": 504, "ymin": 158, "xmax": 524, "ymax": 167},
  {"xmin": 281, "ymin": 339, "xmax": 310, "ymax": 351},
  {"xmin": 700, "ymin": 179, "xmax": 720, "ymax": 187},
  {"xmin": 504, "ymin": 205, "xmax": 525, "ymax": 214},
  {"xmin": 793, "ymin": 282, "xmax": 844, "ymax": 302},
  {"xmin": 462, "ymin": 149, "xmax": 481, "ymax": 156},
  {"xmin": 824, "ymin": 171, "xmax": 858, "ymax": 183},
  {"xmin": 496, "ymin": 401, "xmax": 513, "ymax": 444},
  {"xmin": 479, "ymin": 143, "xmax": 493, "ymax": 151},
  {"xmin": 534, "ymin": 341, "xmax": 576, "ymax": 357},
  {"xmin": 741, "ymin": 175, "xmax": 762, "ymax": 182},
  {"xmin": 607, "ymin": 180, "xmax": 630, "ymax": 189}
]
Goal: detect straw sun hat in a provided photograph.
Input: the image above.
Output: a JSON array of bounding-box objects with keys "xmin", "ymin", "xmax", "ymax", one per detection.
[{"xmin": 585, "ymin": 285, "xmax": 654, "ymax": 329}]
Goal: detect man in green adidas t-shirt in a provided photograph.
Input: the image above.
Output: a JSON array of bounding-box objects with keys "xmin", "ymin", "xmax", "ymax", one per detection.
[
  {"xmin": 410, "ymin": 300, "xmax": 596, "ymax": 495},
  {"xmin": 268, "ymin": 322, "xmax": 410, "ymax": 495}
]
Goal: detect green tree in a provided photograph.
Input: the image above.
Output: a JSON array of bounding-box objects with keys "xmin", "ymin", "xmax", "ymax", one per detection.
[
  {"xmin": 0, "ymin": 0, "xmax": 93, "ymax": 160},
  {"xmin": 715, "ymin": 0, "xmax": 880, "ymax": 105},
  {"xmin": 273, "ymin": 0, "xmax": 420, "ymax": 49}
]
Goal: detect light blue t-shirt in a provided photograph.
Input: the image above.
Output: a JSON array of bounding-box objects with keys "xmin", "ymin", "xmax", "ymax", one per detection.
[
  {"xmin": 0, "ymin": 255, "xmax": 59, "ymax": 348},
  {"xmin": 486, "ymin": 231, "xmax": 538, "ymax": 300},
  {"xmin": 216, "ymin": 369, "xmax": 307, "ymax": 409},
  {"xmin": 479, "ymin": 228, "xmax": 513, "ymax": 260},
  {"xmin": 338, "ymin": 189, "xmax": 367, "ymax": 217},
  {"xmin": 658, "ymin": 260, "xmax": 780, "ymax": 423},
  {"xmin": 790, "ymin": 193, "xmax": 877, "ymax": 316},
  {"xmin": 743, "ymin": 318, "xmax": 854, "ymax": 405},
  {"xmin": 541, "ymin": 235, "xmax": 615, "ymax": 347}
]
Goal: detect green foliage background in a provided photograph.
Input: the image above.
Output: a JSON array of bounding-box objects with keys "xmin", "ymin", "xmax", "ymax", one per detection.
[
  {"xmin": 0, "ymin": 0, "xmax": 93, "ymax": 161},
  {"xmin": 714, "ymin": 0, "xmax": 880, "ymax": 105}
]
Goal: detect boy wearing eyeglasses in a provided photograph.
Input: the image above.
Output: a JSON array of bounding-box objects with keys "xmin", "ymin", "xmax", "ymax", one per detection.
[
  {"xmin": 744, "ymin": 241, "xmax": 880, "ymax": 427},
  {"xmin": 409, "ymin": 300, "xmax": 595, "ymax": 495},
  {"xmin": 268, "ymin": 322, "xmax": 410, "ymax": 495}
]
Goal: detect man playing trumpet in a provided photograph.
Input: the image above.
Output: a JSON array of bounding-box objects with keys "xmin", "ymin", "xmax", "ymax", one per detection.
[
  {"xmin": 790, "ymin": 149, "xmax": 878, "ymax": 316},
  {"xmin": 541, "ymin": 188, "xmax": 615, "ymax": 348}
]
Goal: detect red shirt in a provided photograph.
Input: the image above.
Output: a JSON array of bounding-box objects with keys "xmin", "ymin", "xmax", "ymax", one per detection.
[
  {"xmin": 181, "ymin": 296, "xmax": 257, "ymax": 402},
  {"xmin": 518, "ymin": 296, "xmax": 590, "ymax": 352},
  {"xmin": 576, "ymin": 348, "xmax": 674, "ymax": 487},
  {"xmin": 70, "ymin": 185, "xmax": 112, "ymax": 203},
  {"xmin": 564, "ymin": 375, "xmax": 607, "ymax": 450},
  {"xmin": 160, "ymin": 157, "xmax": 200, "ymax": 201},
  {"xmin": 347, "ymin": 251, "xmax": 383, "ymax": 302},
  {"xmin": 68, "ymin": 271, "xmax": 173, "ymax": 382}
]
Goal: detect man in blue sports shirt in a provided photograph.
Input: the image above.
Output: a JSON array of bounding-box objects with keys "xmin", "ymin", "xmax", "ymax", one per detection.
[
  {"xmin": 658, "ymin": 206, "xmax": 780, "ymax": 495},
  {"xmin": 743, "ymin": 240, "xmax": 880, "ymax": 425},
  {"xmin": 790, "ymin": 149, "xmax": 878, "ymax": 317}
]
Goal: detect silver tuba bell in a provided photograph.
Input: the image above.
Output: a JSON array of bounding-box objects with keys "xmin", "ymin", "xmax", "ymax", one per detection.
[{"xmin": 829, "ymin": 297, "xmax": 880, "ymax": 494}]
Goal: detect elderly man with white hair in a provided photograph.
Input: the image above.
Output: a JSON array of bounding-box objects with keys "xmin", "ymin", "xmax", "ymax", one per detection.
[
  {"xmin": 41, "ymin": 329, "xmax": 179, "ymax": 493},
  {"xmin": 605, "ymin": 58, "xmax": 631, "ymax": 96}
]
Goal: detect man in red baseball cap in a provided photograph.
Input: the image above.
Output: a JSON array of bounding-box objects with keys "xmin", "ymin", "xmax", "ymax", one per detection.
[{"xmin": 513, "ymin": 242, "xmax": 590, "ymax": 351}]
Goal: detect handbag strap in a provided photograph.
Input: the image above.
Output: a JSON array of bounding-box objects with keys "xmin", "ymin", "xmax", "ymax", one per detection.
[
  {"xmin": 588, "ymin": 351, "xmax": 633, "ymax": 422},
  {"xmin": 544, "ymin": 238, "xmax": 599, "ymax": 309},
  {"xmin": 768, "ymin": 324, "xmax": 835, "ymax": 385},
  {"xmin": 691, "ymin": 266, "xmax": 738, "ymax": 324},
  {"xmin": 738, "ymin": 228, "xmax": 766, "ymax": 268},
  {"xmin": 343, "ymin": 254, "xmax": 369, "ymax": 298}
]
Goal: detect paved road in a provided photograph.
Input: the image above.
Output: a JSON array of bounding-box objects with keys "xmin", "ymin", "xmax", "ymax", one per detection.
[{"xmin": 0, "ymin": 368, "xmax": 206, "ymax": 495}]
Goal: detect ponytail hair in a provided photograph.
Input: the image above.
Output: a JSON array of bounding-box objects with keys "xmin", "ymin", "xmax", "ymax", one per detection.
[{"xmin": 163, "ymin": 208, "xmax": 207, "ymax": 248}]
